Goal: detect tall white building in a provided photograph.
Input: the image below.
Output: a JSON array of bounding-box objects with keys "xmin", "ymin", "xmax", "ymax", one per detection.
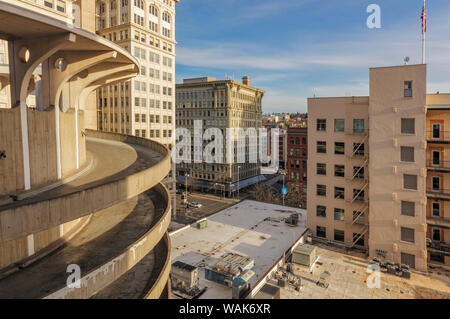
[{"xmin": 95, "ymin": 0, "xmax": 178, "ymax": 214}]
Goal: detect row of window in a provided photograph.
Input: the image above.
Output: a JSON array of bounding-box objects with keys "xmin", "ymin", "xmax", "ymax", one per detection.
[
  {"xmin": 315, "ymin": 226, "xmax": 365, "ymax": 246},
  {"xmin": 316, "ymin": 141, "xmax": 365, "ymax": 156},
  {"xmin": 317, "ymin": 119, "xmax": 365, "ymax": 133},
  {"xmin": 134, "ymin": 80, "xmax": 173, "ymax": 96},
  {"xmin": 134, "ymin": 114, "xmax": 172, "ymax": 124},
  {"xmin": 316, "ymin": 118, "xmax": 416, "ymax": 134},
  {"xmin": 135, "ymin": 128, "xmax": 172, "ymax": 139},
  {"xmin": 316, "ymin": 163, "xmax": 364, "ymax": 179},
  {"xmin": 316, "ymin": 185, "xmax": 366, "ymax": 201},
  {"xmin": 133, "ymin": 46, "xmax": 173, "ymax": 67}
]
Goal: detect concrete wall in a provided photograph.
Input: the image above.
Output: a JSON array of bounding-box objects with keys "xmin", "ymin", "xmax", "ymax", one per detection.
[
  {"xmin": 0, "ymin": 215, "xmax": 90, "ymax": 270},
  {"xmin": 0, "ymin": 107, "xmax": 24, "ymax": 196},
  {"xmin": 0, "ymin": 131, "xmax": 171, "ymax": 244},
  {"xmin": 44, "ymin": 183, "xmax": 171, "ymax": 299},
  {"xmin": 369, "ymin": 65, "xmax": 427, "ymax": 271},
  {"xmin": 60, "ymin": 109, "xmax": 86, "ymax": 178}
]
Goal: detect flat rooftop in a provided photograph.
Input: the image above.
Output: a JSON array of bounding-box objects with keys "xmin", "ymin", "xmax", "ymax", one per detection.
[
  {"xmin": 170, "ymin": 200, "xmax": 307, "ymax": 299},
  {"xmin": 276, "ymin": 242, "xmax": 450, "ymax": 299}
]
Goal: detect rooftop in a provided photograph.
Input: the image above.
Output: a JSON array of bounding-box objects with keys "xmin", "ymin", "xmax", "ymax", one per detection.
[{"xmin": 170, "ymin": 200, "xmax": 307, "ymax": 299}]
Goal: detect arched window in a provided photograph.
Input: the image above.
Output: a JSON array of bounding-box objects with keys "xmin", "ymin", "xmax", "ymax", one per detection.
[
  {"xmin": 149, "ymin": 4, "xmax": 158, "ymax": 17},
  {"xmin": 162, "ymin": 11, "xmax": 171, "ymax": 23}
]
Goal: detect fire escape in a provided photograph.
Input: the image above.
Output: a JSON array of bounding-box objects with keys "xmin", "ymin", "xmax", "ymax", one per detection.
[{"xmin": 347, "ymin": 131, "xmax": 369, "ymax": 249}]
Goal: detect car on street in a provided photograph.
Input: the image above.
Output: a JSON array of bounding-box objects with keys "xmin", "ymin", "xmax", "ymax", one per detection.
[{"xmin": 187, "ymin": 202, "xmax": 202, "ymax": 208}]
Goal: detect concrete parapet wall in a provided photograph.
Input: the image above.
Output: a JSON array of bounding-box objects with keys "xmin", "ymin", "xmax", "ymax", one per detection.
[
  {"xmin": 0, "ymin": 130, "xmax": 170, "ymax": 243},
  {"xmin": 44, "ymin": 183, "xmax": 171, "ymax": 299}
]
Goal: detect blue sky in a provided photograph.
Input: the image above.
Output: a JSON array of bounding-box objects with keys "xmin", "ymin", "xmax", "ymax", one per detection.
[{"xmin": 175, "ymin": 0, "xmax": 450, "ymax": 113}]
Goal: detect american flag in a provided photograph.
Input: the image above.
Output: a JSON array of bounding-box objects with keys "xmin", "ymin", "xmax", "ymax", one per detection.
[{"xmin": 421, "ymin": 0, "xmax": 427, "ymax": 34}]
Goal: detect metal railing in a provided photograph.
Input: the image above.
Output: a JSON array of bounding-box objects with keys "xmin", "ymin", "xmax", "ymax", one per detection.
[
  {"xmin": 350, "ymin": 227, "xmax": 368, "ymax": 248},
  {"xmin": 426, "ymin": 188, "xmax": 450, "ymax": 197},
  {"xmin": 427, "ymin": 160, "xmax": 450, "ymax": 170},
  {"xmin": 427, "ymin": 240, "xmax": 450, "ymax": 253},
  {"xmin": 427, "ymin": 131, "xmax": 450, "ymax": 142}
]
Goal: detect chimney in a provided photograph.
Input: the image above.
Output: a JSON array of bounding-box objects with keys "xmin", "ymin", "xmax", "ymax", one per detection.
[{"xmin": 242, "ymin": 76, "xmax": 250, "ymax": 86}]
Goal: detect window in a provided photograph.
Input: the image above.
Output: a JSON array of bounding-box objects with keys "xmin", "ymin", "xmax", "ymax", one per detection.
[
  {"xmin": 432, "ymin": 176, "xmax": 441, "ymax": 191},
  {"xmin": 334, "ymin": 208, "xmax": 345, "ymax": 221},
  {"xmin": 353, "ymin": 189, "xmax": 365, "ymax": 202},
  {"xmin": 316, "ymin": 206, "xmax": 326, "ymax": 218},
  {"xmin": 317, "ymin": 163, "xmax": 326, "ymax": 175},
  {"xmin": 403, "ymin": 174, "xmax": 417, "ymax": 190},
  {"xmin": 334, "ymin": 229, "xmax": 345, "ymax": 242},
  {"xmin": 317, "ymin": 119, "xmax": 326, "ymax": 131},
  {"xmin": 401, "ymin": 227, "xmax": 415, "ymax": 243},
  {"xmin": 400, "ymin": 146, "xmax": 415, "ymax": 162},
  {"xmin": 432, "ymin": 202, "xmax": 440, "ymax": 217},
  {"xmin": 335, "ymin": 142, "xmax": 345, "ymax": 155},
  {"xmin": 401, "ymin": 201, "xmax": 415, "ymax": 217},
  {"xmin": 401, "ymin": 253, "xmax": 415, "ymax": 268},
  {"xmin": 432, "ymin": 123, "xmax": 441, "ymax": 139},
  {"xmin": 317, "ymin": 141, "xmax": 326, "ymax": 154},
  {"xmin": 316, "ymin": 226, "xmax": 326, "ymax": 238},
  {"xmin": 353, "ymin": 166, "xmax": 364, "ymax": 179},
  {"xmin": 353, "ymin": 119, "xmax": 365, "ymax": 133},
  {"xmin": 432, "ymin": 150, "xmax": 441, "ymax": 166},
  {"xmin": 432, "ymin": 227, "xmax": 441, "ymax": 242},
  {"xmin": 353, "ymin": 233, "xmax": 365, "ymax": 247},
  {"xmin": 334, "ymin": 119, "xmax": 345, "ymax": 132},
  {"xmin": 401, "ymin": 118, "xmax": 415, "ymax": 134},
  {"xmin": 404, "ymin": 81, "xmax": 412, "ymax": 97},
  {"xmin": 334, "ymin": 187, "xmax": 345, "ymax": 200},
  {"xmin": 353, "ymin": 143, "xmax": 365, "ymax": 156},
  {"xmin": 331, "ymin": 165, "xmax": 344, "ymax": 178},
  {"xmin": 353, "ymin": 211, "xmax": 364, "ymax": 225},
  {"xmin": 317, "ymin": 184, "xmax": 326, "ymax": 197}
]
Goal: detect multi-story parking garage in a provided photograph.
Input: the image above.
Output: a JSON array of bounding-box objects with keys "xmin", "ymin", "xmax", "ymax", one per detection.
[{"xmin": 0, "ymin": 1, "xmax": 172, "ymax": 298}]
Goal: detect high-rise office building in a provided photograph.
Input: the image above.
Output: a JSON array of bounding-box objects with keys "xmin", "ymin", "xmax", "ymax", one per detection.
[
  {"xmin": 307, "ymin": 64, "xmax": 450, "ymax": 271},
  {"xmin": 94, "ymin": 0, "xmax": 178, "ymax": 215},
  {"xmin": 175, "ymin": 77, "xmax": 265, "ymax": 197}
]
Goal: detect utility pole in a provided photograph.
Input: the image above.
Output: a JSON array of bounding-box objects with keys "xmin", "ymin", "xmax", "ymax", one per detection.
[{"xmin": 282, "ymin": 172, "xmax": 285, "ymax": 206}]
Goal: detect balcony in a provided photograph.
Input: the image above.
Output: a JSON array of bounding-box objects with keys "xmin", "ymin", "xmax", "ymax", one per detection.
[
  {"xmin": 427, "ymin": 160, "xmax": 450, "ymax": 172},
  {"xmin": 427, "ymin": 240, "xmax": 450, "ymax": 254},
  {"xmin": 427, "ymin": 131, "xmax": 450, "ymax": 144},
  {"xmin": 426, "ymin": 188, "xmax": 450, "ymax": 201},
  {"xmin": 427, "ymin": 216, "xmax": 450, "ymax": 229}
]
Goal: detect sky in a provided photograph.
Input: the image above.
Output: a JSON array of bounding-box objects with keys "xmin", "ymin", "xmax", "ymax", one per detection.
[{"xmin": 175, "ymin": 0, "xmax": 450, "ymax": 113}]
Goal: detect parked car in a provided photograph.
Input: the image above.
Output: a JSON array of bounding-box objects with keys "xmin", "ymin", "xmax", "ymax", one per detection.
[{"xmin": 188, "ymin": 202, "xmax": 202, "ymax": 208}]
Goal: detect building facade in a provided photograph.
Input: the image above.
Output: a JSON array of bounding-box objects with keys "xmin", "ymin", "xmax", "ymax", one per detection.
[
  {"xmin": 307, "ymin": 64, "xmax": 450, "ymax": 271},
  {"xmin": 286, "ymin": 127, "xmax": 307, "ymax": 206},
  {"xmin": 94, "ymin": 0, "xmax": 178, "ymax": 214},
  {"xmin": 175, "ymin": 77, "xmax": 264, "ymax": 196}
]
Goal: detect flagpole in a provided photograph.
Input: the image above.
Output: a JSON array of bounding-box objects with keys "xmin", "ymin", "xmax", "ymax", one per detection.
[{"xmin": 422, "ymin": 0, "xmax": 426, "ymax": 64}]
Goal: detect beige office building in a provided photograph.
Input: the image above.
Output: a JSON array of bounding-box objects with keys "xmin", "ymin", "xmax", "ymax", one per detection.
[
  {"xmin": 175, "ymin": 77, "xmax": 264, "ymax": 196},
  {"xmin": 308, "ymin": 64, "xmax": 450, "ymax": 271},
  {"xmin": 94, "ymin": 0, "xmax": 178, "ymax": 213}
]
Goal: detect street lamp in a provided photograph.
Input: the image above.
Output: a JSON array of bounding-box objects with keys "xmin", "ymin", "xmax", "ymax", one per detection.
[
  {"xmin": 185, "ymin": 171, "xmax": 189, "ymax": 204},
  {"xmin": 237, "ymin": 165, "xmax": 241, "ymax": 200}
]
